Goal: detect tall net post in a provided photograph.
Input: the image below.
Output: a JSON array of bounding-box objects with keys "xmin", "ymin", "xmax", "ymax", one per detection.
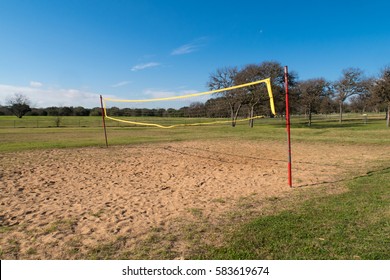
[
  {"xmin": 100, "ymin": 95, "xmax": 109, "ymax": 148},
  {"xmin": 284, "ymin": 66, "xmax": 293, "ymax": 187}
]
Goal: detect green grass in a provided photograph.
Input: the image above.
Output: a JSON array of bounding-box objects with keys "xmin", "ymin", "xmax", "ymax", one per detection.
[
  {"xmin": 194, "ymin": 167, "xmax": 390, "ymax": 259},
  {"xmin": 1, "ymin": 115, "xmax": 389, "ymax": 152}
]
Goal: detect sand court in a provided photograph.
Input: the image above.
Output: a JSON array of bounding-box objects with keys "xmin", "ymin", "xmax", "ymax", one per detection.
[{"xmin": 1, "ymin": 140, "xmax": 389, "ymax": 259}]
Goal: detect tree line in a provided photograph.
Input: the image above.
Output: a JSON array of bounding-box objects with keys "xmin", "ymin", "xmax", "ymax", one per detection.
[
  {"xmin": 1, "ymin": 61, "xmax": 390, "ymax": 127},
  {"xmin": 0, "ymin": 95, "xmax": 102, "ymax": 117},
  {"xmin": 207, "ymin": 61, "xmax": 390, "ymax": 127}
]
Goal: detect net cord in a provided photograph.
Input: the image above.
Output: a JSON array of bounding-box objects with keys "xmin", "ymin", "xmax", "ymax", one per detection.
[{"xmin": 102, "ymin": 78, "xmax": 275, "ymax": 129}]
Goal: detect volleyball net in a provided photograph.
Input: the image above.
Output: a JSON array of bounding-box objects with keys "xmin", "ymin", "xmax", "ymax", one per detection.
[{"xmin": 101, "ymin": 78, "xmax": 275, "ymax": 129}]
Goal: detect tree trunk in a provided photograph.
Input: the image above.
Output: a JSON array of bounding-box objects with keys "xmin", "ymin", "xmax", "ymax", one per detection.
[
  {"xmin": 249, "ymin": 106, "xmax": 254, "ymax": 128},
  {"xmin": 233, "ymin": 104, "xmax": 242, "ymax": 127},
  {"xmin": 308, "ymin": 110, "xmax": 312, "ymax": 127},
  {"xmin": 230, "ymin": 107, "xmax": 236, "ymax": 127},
  {"xmin": 339, "ymin": 101, "xmax": 343, "ymax": 123},
  {"xmin": 230, "ymin": 103, "xmax": 242, "ymax": 127},
  {"xmin": 387, "ymin": 103, "xmax": 390, "ymax": 128}
]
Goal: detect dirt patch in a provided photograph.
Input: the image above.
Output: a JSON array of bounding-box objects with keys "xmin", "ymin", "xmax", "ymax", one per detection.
[{"xmin": 1, "ymin": 140, "xmax": 389, "ymax": 259}]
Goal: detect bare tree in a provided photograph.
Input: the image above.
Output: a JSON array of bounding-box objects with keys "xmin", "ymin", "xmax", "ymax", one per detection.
[
  {"xmin": 235, "ymin": 64, "xmax": 270, "ymax": 127},
  {"xmin": 207, "ymin": 62, "xmax": 296, "ymax": 126},
  {"xmin": 319, "ymin": 95, "xmax": 337, "ymax": 115},
  {"xmin": 334, "ymin": 68, "xmax": 367, "ymax": 123},
  {"xmin": 349, "ymin": 78, "xmax": 375, "ymax": 113},
  {"xmin": 372, "ymin": 66, "xmax": 390, "ymax": 127},
  {"xmin": 298, "ymin": 78, "xmax": 332, "ymax": 126},
  {"xmin": 256, "ymin": 61, "xmax": 298, "ymax": 116},
  {"xmin": 208, "ymin": 66, "xmax": 243, "ymax": 127},
  {"xmin": 7, "ymin": 93, "xmax": 31, "ymax": 118}
]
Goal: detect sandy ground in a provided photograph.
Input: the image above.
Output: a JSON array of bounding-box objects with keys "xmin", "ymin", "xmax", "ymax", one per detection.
[{"xmin": 1, "ymin": 140, "xmax": 389, "ymax": 259}]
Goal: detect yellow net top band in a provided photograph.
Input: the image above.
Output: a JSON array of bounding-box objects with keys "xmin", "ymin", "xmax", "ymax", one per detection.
[{"xmin": 102, "ymin": 78, "xmax": 275, "ymax": 115}]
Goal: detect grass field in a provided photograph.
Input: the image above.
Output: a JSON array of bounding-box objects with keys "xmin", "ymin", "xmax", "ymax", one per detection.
[
  {"xmin": 0, "ymin": 113, "xmax": 389, "ymax": 152},
  {"xmin": 1, "ymin": 114, "xmax": 389, "ymax": 259},
  {"xmin": 194, "ymin": 167, "xmax": 390, "ymax": 259}
]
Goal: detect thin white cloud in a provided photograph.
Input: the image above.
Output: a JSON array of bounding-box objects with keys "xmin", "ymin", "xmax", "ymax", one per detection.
[
  {"xmin": 171, "ymin": 37, "xmax": 208, "ymax": 55},
  {"xmin": 30, "ymin": 81, "xmax": 43, "ymax": 87},
  {"xmin": 131, "ymin": 62, "xmax": 160, "ymax": 72},
  {"xmin": 111, "ymin": 81, "xmax": 131, "ymax": 88},
  {"xmin": 171, "ymin": 43, "xmax": 198, "ymax": 55},
  {"xmin": 0, "ymin": 83, "xmax": 102, "ymax": 108}
]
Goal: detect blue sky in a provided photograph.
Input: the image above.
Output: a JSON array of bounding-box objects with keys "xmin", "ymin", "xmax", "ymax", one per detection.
[{"xmin": 0, "ymin": 0, "xmax": 389, "ymax": 108}]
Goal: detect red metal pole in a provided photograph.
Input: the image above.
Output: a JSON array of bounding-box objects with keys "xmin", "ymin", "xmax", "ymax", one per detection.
[
  {"xmin": 284, "ymin": 66, "xmax": 292, "ymax": 187},
  {"xmin": 100, "ymin": 95, "xmax": 109, "ymax": 148}
]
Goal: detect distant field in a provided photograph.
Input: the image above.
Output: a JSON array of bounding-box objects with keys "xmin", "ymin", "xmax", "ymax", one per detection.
[
  {"xmin": 0, "ymin": 116, "xmax": 103, "ymax": 128},
  {"xmin": 0, "ymin": 113, "xmax": 388, "ymax": 153},
  {"xmin": 0, "ymin": 112, "xmax": 386, "ymax": 128}
]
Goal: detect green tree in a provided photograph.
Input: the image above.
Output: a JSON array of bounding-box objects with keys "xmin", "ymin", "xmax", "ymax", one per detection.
[{"xmin": 89, "ymin": 107, "xmax": 102, "ymax": 116}]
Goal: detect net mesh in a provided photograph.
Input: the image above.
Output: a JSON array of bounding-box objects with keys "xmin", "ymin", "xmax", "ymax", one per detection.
[{"xmin": 102, "ymin": 78, "xmax": 275, "ymax": 128}]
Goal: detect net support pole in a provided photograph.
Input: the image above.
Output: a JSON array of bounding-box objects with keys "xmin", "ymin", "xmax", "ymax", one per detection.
[
  {"xmin": 284, "ymin": 66, "xmax": 293, "ymax": 188},
  {"xmin": 100, "ymin": 95, "xmax": 109, "ymax": 148}
]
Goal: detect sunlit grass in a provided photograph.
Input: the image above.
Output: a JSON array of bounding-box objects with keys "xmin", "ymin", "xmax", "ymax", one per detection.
[{"xmin": 194, "ymin": 167, "xmax": 390, "ymax": 259}]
